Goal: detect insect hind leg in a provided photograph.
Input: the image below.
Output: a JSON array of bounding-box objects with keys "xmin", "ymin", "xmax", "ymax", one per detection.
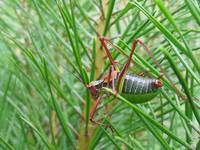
[
  {"xmin": 134, "ymin": 39, "xmax": 188, "ymax": 100},
  {"xmin": 118, "ymin": 39, "xmax": 144, "ymax": 91},
  {"xmin": 99, "ymin": 36, "xmax": 118, "ymax": 94},
  {"xmin": 99, "ymin": 36, "xmax": 117, "ymax": 67}
]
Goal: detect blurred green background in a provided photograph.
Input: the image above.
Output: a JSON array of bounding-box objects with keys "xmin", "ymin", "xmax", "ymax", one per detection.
[{"xmin": 0, "ymin": 0, "xmax": 200, "ymax": 149}]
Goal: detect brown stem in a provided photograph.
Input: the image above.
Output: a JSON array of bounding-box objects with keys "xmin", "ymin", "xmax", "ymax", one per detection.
[{"xmin": 77, "ymin": 1, "xmax": 110, "ymax": 149}]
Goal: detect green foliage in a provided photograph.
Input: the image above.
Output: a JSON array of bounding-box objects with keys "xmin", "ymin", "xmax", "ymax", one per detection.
[{"xmin": 0, "ymin": 0, "xmax": 199, "ymax": 149}]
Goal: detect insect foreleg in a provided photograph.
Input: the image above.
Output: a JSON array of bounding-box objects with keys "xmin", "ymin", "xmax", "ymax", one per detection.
[
  {"xmin": 90, "ymin": 97, "xmax": 102, "ymax": 122},
  {"xmin": 89, "ymin": 96, "xmax": 114, "ymax": 131}
]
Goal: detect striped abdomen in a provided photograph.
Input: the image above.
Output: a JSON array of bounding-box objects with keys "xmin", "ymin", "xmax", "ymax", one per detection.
[
  {"xmin": 122, "ymin": 75, "xmax": 158, "ymax": 94},
  {"xmin": 87, "ymin": 74, "xmax": 162, "ymax": 103}
]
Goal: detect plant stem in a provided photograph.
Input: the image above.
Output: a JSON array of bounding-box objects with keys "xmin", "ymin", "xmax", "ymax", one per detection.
[{"xmin": 77, "ymin": 1, "xmax": 110, "ymax": 149}]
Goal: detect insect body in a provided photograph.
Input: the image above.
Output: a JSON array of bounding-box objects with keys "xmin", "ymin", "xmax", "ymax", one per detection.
[
  {"xmin": 87, "ymin": 37, "xmax": 163, "ymax": 126},
  {"xmin": 87, "ymin": 74, "xmax": 162, "ymax": 103}
]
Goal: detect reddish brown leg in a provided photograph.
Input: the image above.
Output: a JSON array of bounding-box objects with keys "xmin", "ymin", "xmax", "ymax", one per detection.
[
  {"xmin": 99, "ymin": 37, "xmax": 117, "ymax": 93},
  {"xmin": 107, "ymin": 67, "xmax": 112, "ymax": 87},
  {"xmin": 111, "ymin": 66, "xmax": 116, "ymax": 92},
  {"xmin": 118, "ymin": 39, "xmax": 142, "ymax": 87},
  {"xmin": 104, "ymin": 65, "xmax": 117, "ymax": 94},
  {"xmin": 138, "ymin": 70, "xmax": 150, "ymax": 77},
  {"xmin": 99, "ymin": 37, "xmax": 116, "ymax": 67},
  {"xmin": 117, "ymin": 39, "xmax": 159, "ymax": 88},
  {"xmin": 90, "ymin": 97, "xmax": 114, "ymax": 130},
  {"xmin": 90, "ymin": 97, "xmax": 102, "ymax": 122},
  {"xmin": 138, "ymin": 40, "xmax": 188, "ymax": 100}
]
